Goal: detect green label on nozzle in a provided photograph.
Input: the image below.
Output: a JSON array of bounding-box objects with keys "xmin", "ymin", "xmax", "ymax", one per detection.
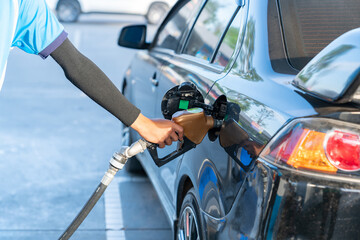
[
  {"xmin": 179, "ymin": 100, "xmax": 189, "ymax": 110},
  {"xmin": 187, "ymin": 108, "xmax": 203, "ymax": 113}
]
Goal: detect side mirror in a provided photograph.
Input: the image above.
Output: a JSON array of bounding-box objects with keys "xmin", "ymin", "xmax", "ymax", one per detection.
[
  {"xmin": 118, "ymin": 25, "xmax": 149, "ymax": 49},
  {"xmin": 293, "ymin": 28, "xmax": 360, "ymax": 103}
]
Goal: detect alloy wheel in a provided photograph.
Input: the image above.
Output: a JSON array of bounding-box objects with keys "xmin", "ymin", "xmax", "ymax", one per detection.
[
  {"xmin": 57, "ymin": 0, "xmax": 80, "ymax": 22},
  {"xmin": 178, "ymin": 206, "xmax": 200, "ymax": 240}
]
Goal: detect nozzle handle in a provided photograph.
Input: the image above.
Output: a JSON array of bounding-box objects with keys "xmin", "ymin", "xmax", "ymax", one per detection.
[{"xmin": 147, "ymin": 137, "xmax": 196, "ymax": 167}]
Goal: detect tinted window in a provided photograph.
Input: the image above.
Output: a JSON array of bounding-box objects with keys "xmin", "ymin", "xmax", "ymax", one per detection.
[
  {"xmin": 213, "ymin": 10, "xmax": 242, "ymax": 67},
  {"xmin": 183, "ymin": 0, "xmax": 238, "ymax": 62},
  {"xmin": 279, "ymin": 0, "xmax": 360, "ymax": 70},
  {"xmin": 156, "ymin": 0, "xmax": 202, "ymax": 50}
]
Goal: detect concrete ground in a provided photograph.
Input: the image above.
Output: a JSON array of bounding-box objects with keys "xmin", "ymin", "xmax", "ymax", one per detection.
[{"xmin": 0, "ymin": 14, "xmax": 171, "ymax": 240}]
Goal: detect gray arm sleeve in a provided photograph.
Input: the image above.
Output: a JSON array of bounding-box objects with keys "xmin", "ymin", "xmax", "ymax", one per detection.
[{"xmin": 50, "ymin": 38, "xmax": 140, "ymax": 127}]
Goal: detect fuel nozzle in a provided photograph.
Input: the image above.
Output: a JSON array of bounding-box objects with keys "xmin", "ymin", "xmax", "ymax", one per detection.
[
  {"xmin": 148, "ymin": 83, "xmax": 227, "ymax": 167},
  {"xmin": 148, "ymin": 108, "xmax": 224, "ymax": 167},
  {"xmin": 172, "ymin": 108, "xmax": 222, "ymax": 145}
]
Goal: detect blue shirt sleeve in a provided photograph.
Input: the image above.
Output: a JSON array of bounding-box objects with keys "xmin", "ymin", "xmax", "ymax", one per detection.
[{"xmin": 12, "ymin": 0, "xmax": 68, "ymax": 59}]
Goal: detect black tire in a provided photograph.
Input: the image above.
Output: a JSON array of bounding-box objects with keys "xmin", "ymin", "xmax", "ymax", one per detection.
[
  {"xmin": 177, "ymin": 188, "xmax": 204, "ymax": 240},
  {"xmin": 146, "ymin": 2, "xmax": 169, "ymax": 25},
  {"xmin": 56, "ymin": 0, "xmax": 81, "ymax": 23},
  {"xmin": 122, "ymin": 84, "xmax": 145, "ymax": 174}
]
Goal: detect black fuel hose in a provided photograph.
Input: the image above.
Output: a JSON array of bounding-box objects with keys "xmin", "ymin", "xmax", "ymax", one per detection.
[
  {"xmin": 58, "ymin": 140, "xmax": 148, "ymax": 240},
  {"xmin": 58, "ymin": 182, "xmax": 108, "ymax": 240}
]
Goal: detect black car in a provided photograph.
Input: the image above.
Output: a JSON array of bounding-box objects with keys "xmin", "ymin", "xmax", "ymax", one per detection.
[{"xmin": 118, "ymin": 0, "xmax": 360, "ymax": 239}]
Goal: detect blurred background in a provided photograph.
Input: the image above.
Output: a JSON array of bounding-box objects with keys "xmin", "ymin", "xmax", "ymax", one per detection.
[
  {"xmin": 0, "ymin": 1, "xmax": 176, "ymax": 239},
  {"xmin": 46, "ymin": 0, "xmax": 176, "ymax": 25}
]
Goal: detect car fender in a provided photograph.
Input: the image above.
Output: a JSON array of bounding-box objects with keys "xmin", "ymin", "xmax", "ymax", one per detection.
[{"xmin": 175, "ymin": 152, "xmax": 225, "ymax": 219}]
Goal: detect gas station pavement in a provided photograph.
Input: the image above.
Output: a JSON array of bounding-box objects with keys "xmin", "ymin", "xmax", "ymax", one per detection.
[{"xmin": 0, "ymin": 14, "xmax": 171, "ymax": 240}]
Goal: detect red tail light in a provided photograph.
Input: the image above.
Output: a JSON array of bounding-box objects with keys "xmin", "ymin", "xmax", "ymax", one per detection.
[
  {"xmin": 325, "ymin": 130, "xmax": 360, "ymax": 171},
  {"xmin": 261, "ymin": 118, "xmax": 360, "ymax": 174}
]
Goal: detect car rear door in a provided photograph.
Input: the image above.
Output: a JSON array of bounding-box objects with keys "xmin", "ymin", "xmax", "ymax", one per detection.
[{"xmin": 154, "ymin": 0, "xmax": 248, "ymax": 213}]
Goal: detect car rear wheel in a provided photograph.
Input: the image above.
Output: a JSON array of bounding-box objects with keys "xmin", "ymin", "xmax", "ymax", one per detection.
[
  {"xmin": 146, "ymin": 2, "xmax": 169, "ymax": 25},
  {"xmin": 56, "ymin": 0, "xmax": 81, "ymax": 23},
  {"xmin": 177, "ymin": 188, "xmax": 203, "ymax": 240}
]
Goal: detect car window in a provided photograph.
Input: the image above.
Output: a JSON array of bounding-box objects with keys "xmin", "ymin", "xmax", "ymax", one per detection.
[
  {"xmin": 156, "ymin": 0, "xmax": 202, "ymax": 51},
  {"xmin": 183, "ymin": 0, "xmax": 239, "ymax": 62},
  {"xmin": 212, "ymin": 9, "xmax": 243, "ymax": 67},
  {"xmin": 278, "ymin": 0, "xmax": 360, "ymax": 70}
]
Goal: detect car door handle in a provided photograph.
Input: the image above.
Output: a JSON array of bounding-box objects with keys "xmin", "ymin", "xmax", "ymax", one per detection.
[
  {"xmin": 150, "ymin": 72, "xmax": 159, "ymax": 87},
  {"xmin": 151, "ymin": 78, "xmax": 159, "ymax": 86}
]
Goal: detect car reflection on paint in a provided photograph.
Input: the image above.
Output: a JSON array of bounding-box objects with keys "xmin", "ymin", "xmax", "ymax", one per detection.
[{"xmin": 118, "ymin": 0, "xmax": 360, "ymax": 239}]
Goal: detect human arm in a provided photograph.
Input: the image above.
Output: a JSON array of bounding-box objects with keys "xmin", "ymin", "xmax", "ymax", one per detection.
[{"xmin": 50, "ymin": 38, "xmax": 183, "ymax": 147}]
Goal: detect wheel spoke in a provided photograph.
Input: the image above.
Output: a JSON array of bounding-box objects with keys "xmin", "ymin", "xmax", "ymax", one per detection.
[
  {"xmin": 189, "ymin": 213, "xmax": 194, "ymax": 240},
  {"xmin": 178, "ymin": 229, "xmax": 185, "ymax": 240},
  {"xmin": 185, "ymin": 210, "xmax": 189, "ymax": 240},
  {"xmin": 178, "ymin": 203, "xmax": 200, "ymax": 240}
]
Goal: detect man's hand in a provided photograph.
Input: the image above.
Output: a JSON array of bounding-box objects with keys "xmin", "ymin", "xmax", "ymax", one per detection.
[{"xmin": 130, "ymin": 113, "xmax": 184, "ymax": 148}]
